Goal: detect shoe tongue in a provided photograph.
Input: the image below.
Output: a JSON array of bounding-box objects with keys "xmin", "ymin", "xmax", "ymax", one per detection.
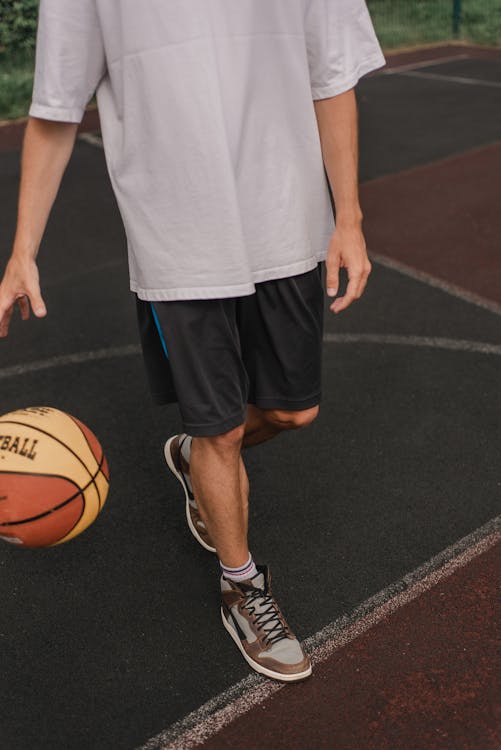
[
  {"xmin": 237, "ymin": 571, "xmax": 265, "ymax": 592},
  {"xmin": 249, "ymin": 572, "xmax": 265, "ymax": 589}
]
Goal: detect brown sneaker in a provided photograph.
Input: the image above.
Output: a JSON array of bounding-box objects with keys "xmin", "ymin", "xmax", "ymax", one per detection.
[
  {"xmin": 164, "ymin": 434, "xmax": 216, "ymax": 553},
  {"xmin": 221, "ymin": 564, "xmax": 312, "ymax": 682}
]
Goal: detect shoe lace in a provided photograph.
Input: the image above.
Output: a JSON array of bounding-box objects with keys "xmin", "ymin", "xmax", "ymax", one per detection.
[{"xmin": 241, "ymin": 587, "xmax": 291, "ymax": 646}]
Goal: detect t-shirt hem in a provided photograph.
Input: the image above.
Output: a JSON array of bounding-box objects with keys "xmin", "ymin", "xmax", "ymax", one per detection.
[
  {"xmin": 132, "ymin": 280, "xmax": 256, "ymax": 302},
  {"xmin": 131, "ymin": 253, "xmax": 330, "ymax": 301},
  {"xmin": 311, "ymin": 53, "xmax": 387, "ymax": 100},
  {"xmin": 28, "ymin": 102, "xmax": 85, "ymax": 123}
]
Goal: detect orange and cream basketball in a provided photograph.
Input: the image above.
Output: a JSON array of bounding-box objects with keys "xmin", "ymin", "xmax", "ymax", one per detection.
[{"xmin": 0, "ymin": 406, "xmax": 109, "ymax": 548}]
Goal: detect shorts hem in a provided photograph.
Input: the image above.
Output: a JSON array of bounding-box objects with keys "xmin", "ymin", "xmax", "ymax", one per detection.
[
  {"xmin": 248, "ymin": 393, "xmax": 322, "ymax": 411},
  {"xmin": 182, "ymin": 409, "xmax": 247, "ymax": 437}
]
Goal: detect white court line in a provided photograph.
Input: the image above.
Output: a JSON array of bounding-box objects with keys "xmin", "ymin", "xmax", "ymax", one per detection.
[
  {"xmin": 77, "ymin": 131, "xmax": 103, "ymax": 148},
  {"xmin": 2, "ymin": 333, "xmax": 501, "ymax": 382},
  {"xmin": 135, "ymin": 515, "xmax": 500, "ymax": 750},
  {"xmin": 370, "ymin": 252, "xmax": 501, "ymax": 317},
  {"xmin": 323, "ymin": 333, "xmax": 501, "ymax": 356},
  {"xmin": 382, "ymin": 53, "xmax": 470, "ymax": 74},
  {"xmin": 393, "ymin": 69, "xmax": 501, "ymax": 88},
  {"xmin": 0, "ymin": 345, "xmax": 141, "ymax": 380}
]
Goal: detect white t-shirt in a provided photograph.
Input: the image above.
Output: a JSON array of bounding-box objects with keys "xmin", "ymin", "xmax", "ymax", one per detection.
[{"xmin": 29, "ymin": 0, "xmax": 386, "ymax": 301}]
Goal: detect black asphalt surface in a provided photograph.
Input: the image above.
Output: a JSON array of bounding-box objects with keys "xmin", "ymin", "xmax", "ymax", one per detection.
[
  {"xmin": 1, "ymin": 57, "xmax": 500, "ymax": 750},
  {"xmin": 357, "ymin": 59, "xmax": 501, "ymax": 180}
]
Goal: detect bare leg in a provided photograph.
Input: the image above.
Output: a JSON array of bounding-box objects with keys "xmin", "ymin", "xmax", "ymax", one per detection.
[
  {"xmin": 188, "ymin": 406, "xmax": 318, "ymax": 567},
  {"xmin": 189, "ymin": 425, "xmax": 248, "ymax": 567},
  {"xmin": 238, "ymin": 453, "xmax": 250, "ymax": 539}
]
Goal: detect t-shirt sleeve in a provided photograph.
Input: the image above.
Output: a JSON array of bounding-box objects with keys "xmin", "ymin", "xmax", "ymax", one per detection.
[
  {"xmin": 305, "ymin": 0, "xmax": 386, "ymax": 100},
  {"xmin": 28, "ymin": 0, "xmax": 107, "ymax": 123}
]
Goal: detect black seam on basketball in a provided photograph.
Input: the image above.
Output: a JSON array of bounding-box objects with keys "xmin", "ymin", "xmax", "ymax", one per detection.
[
  {"xmin": 0, "ymin": 419, "xmax": 102, "ymax": 511},
  {"xmin": 49, "ymin": 463, "xmax": 108, "ymax": 543},
  {"xmin": 67, "ymin": 415, "xmax": 105, "ymax": 509},
  {"xmin": 0, "ymin": 451, "xmax": 106, "ymax": 526}
]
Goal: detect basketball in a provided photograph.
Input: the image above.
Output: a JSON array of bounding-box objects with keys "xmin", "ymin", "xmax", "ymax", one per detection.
[{"xmin": 0, "ymin": 406, "xmax": 109, "ymax": 548}]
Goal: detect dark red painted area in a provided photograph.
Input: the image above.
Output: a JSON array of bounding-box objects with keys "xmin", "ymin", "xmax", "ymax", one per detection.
[
  {"xmin": 203, "ymin": 542, "xmax": 500, "ymax": 750},
  {"xmin": 360, "ymin": 142, "xmax": 501, "ymax": 304},
  {"xmin": 382, "ymin": 42, "xmax": 501, "ymax": 68}
]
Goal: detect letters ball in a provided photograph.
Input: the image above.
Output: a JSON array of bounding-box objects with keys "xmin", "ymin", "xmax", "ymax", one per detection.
[{"xmin": 0, "ymin": 407, "xmax": 109, "ymax": 548}]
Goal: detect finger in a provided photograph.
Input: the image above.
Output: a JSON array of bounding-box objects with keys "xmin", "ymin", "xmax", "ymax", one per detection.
[
  {"xmin": 27, "ymin": 285, "xmax": 47, "ymax": 317},
  {"xmin": 353, "ymin": 262, "xmax": 372, "ymax": 300},
  {"xmin": 0, "ymin": 306, "xmax": 14, "ymax": 338},
  {"xmin": 330, "ymin": 274, "xmax": 362, "ymax": 313},
  {"xmin": 326, "ymin": 257, "xmax": 340, "ymax": 298},
  {"xmin": 17, "ymin": 295, "xmax": 30, "ymax": 321},
  {"xmin": 331, "ymin": 261, "xmax": 372, "ymax": 313}
]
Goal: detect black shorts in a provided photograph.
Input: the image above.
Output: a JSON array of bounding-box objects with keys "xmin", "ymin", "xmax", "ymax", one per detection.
[{"xmin": 135, "ymin": 262, "xmax": 325, "ymax": 437}]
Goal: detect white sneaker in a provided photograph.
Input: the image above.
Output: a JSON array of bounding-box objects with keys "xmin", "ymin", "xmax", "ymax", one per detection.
[
  {"xmin": 164, "ymin": 434, "xmax": 216, "ymax": 553},
  {"xmin": 221, "ymin": 564, "xmax": 312, "ymax": 682}
]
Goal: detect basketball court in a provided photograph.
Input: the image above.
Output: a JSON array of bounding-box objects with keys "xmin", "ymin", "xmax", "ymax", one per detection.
[{"xmin": 0, "ymin": 43, "xmax": 500, "ymax": 750}]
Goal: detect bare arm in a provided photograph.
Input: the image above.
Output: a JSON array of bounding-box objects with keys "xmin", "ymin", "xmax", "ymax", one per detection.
[
  {"xmin": 0, "ymin": 116, "xmax": 78, "ymax": 337},
  {"xmin": 313, "ymin": 88, "xmax": 371, "ymax": 314}
]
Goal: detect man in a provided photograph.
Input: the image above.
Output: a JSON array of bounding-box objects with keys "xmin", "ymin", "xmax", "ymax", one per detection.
[{"xmin": 0, "ymin": 1, "xmax": 385, "ymax": 681}]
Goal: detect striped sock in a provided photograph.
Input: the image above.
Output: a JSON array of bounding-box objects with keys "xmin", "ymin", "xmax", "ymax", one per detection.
[{"xmin": 220, "ymin": 553, "xmax": 258, "ymax": 582}]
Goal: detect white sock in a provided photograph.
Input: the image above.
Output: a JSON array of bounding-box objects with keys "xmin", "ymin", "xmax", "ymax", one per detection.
[{"xmin": 220, "ymin": 553, "xmax": 258, "ymax": 582}]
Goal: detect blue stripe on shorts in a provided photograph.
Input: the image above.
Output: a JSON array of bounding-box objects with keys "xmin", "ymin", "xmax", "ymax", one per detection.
[{"xmin": 150, "ymin": 302, "xmax": 169, "ymax": 359}]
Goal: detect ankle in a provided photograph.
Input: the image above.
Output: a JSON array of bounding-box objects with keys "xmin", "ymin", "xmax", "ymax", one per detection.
[{"xmin": 220, "ymin": 552, "xmax": 258, "ymax": 582}]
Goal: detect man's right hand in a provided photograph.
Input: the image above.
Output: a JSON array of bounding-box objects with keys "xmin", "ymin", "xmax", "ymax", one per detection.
[
  {"xmin": 0, "ymin": 117, "xmax": 78, "ymax": 339},
  {"xmin": 0, "ymin": 255, "xmax": 47, "ymax": 338}
]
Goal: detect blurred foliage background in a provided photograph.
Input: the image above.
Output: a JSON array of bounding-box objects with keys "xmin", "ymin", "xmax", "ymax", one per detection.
[
  {"xmin": 0, "ymin": 0, "xmax": 500, "ymax": 120},
  {"xmin": 0, "ymin": 0, "xmax": 38, "ymax": 55},
  {"xmin": 369, "ymin": 0, "xmax": 501, "ymax": 47}
]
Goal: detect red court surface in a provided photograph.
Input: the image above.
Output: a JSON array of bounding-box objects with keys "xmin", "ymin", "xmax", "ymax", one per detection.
[
  {"xmin": 198, "ymin": 538, "xmax": 500, "ymax": 750},
  {"xmin": 360, "ymin": 142, "xmax": 501, "ymax": 305}
]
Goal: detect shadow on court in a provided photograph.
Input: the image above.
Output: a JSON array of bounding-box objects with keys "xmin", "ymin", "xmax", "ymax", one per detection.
[{"xmin": 0, "ymin": 43, "xmax": 500, "ymax": 750}]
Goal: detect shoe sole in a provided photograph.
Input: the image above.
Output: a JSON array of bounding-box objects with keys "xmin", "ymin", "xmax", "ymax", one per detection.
[
  {"xmin": 221, "ymin": 607, "xmax": 312, "ymax": 683},
  {"xmin": 164, "ymin": 436, "xmax": 217, "ymax": 554}
]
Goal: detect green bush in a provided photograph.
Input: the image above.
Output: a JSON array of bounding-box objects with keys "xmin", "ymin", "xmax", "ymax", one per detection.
[
  {"xmin": 0, "ymin": 0, "xmax": 38, "ymax": 56},
  {"xmin": 367, "ymin": 0, "xmax": 501, "ymax": 48}
]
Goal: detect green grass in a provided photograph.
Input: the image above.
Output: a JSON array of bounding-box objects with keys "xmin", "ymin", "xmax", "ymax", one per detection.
[
  {"xmin": 0, "ymin": 48, "xmax": 97, "ymax": 121},
  {"xmin": 0, "ymin": 49, "xmax": 36, "ymax": 120},
  {"xmin": 368, "ymin": 0, "xmax": 501, "ymax": 49},
  {"xmin": 0, "ymin": 1, "xmax": 500, "ymax": 121}
]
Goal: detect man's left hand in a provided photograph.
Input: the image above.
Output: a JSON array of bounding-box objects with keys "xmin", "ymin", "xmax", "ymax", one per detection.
[{"xmin": 325, "ymin": 223, "xmax": 372, "ymax": 314}]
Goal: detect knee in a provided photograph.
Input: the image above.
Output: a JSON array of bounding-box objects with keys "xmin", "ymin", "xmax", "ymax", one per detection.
[
  {"xmin": 197, "ymin": 423, "xmax": 245, "ymax": 451},
  {"xmin": 265, "ymin": 405, "xmax": 319, "ymax": 431}
]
